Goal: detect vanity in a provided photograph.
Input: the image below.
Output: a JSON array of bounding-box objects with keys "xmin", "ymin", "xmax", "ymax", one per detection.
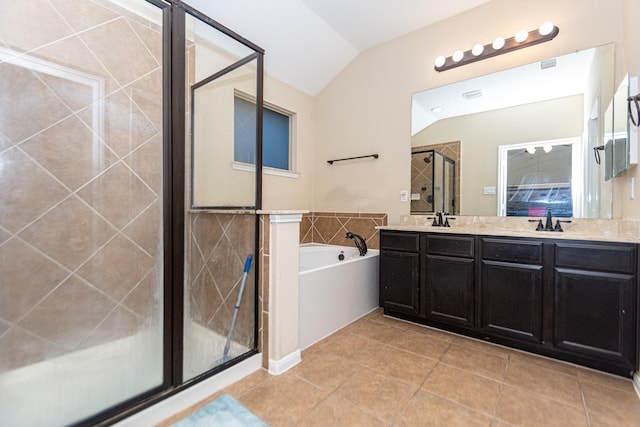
[{"xmin": 379, "ymin": 218, "xmax": 639, "ymax": 378}]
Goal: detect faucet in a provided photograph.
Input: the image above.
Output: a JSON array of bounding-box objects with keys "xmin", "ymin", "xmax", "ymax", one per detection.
[
  {"xmin": 427, "ymin": 211, "xmax": 455, "ymax": 227},
  {"xmin": 528, "ymin": 208, "xmax": 572, "ymax": 232},
  {"xmin": 346, "ymin": 232, "xmax": 367, "ymax": 256}
]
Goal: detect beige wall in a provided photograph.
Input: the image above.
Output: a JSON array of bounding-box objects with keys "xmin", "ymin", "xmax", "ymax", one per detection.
[
  {"xmin": 312, "ymin": 0, "xmax": 625, "ymax": 224},
  {"xmin": 262, "ymin": 76, "xmax": 314, "ymax": 211},
  {"xmin": 413, "ymin": 96, "xmax": 584, "ymax": 216}
]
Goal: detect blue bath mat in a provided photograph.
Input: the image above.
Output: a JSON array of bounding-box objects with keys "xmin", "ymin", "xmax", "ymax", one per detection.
[{"xmin": 172, "ymin": 394, "xmax": 268, "ymax": 427}]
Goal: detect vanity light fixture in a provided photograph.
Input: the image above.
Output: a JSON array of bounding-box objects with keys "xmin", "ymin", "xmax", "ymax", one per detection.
[
  {"xmin": 525, "ymin": 146, "xmax": 537, "ymax": 155},
  {"xmin": 434, "ymin": 21, "xmax": 559, "ymax": 72},
  {"xmin": 543, "ymin": 144, "xmax": 553, "ymax": 153}
]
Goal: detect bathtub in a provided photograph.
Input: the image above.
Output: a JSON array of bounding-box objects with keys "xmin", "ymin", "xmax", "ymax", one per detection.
[{"xmin": 299, "ymin": 243, "xmax": 379, "ymax": 349}]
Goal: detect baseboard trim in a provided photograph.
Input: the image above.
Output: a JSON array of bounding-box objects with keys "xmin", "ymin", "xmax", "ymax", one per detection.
[
  {"xmin": 268, "ymin": 349, "xmax": 301, "ymax": 375},
  {"xmin": 634, "ymin": 371, "xmax": 640, "ymax": 399}
]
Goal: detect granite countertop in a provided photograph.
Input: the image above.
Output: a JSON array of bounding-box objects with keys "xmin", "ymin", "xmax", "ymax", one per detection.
[{"xmin": 377, "ymin": 215, "xmax": 640, "ymax": 243}]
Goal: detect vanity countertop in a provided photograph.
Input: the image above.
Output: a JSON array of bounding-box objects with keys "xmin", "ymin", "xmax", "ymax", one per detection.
[{"xmin": 378, "ymin": 215, "xmax": 640, "ymax": 243}]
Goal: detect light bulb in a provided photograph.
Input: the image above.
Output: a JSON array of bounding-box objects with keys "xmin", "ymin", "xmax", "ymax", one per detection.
[
  {"xmin": 452, "ymin": 50, "xmax": 464, "ymax": 62},
  {"xmin": 539, "ymin": 21, "xmax": 554, "ymax": 36},
  {"xmin": 434, "ymin": 55, "xmax": 446, "ymax": 67},
  {"xmin": 492, "ymin": 37, "xmax": 505, "ymax": 50},
  {"xmin": 543, "ymin": 144, "xmax": 552, "ymax": 153},
  {"xmin": 526, "ymin": 146, "xmax": 536, "ymax": 154},
  {"xmin": 471, "ymin": 43, "xmax": 484, "ymax": 56},
  {"xmin": 515, "ymin": 29, "xmax": 529, "ymax": 43}
]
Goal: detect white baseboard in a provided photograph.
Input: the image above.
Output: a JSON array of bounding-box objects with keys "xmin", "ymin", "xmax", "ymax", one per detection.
[
  {"xmin": 634, "ymin": 371, "xmax": 640, "ymax": 399},
  {"xmin": 268, "ymin": 349, "xmax": 301, "ymax": 375},
  {"xmin": 115, "ymin": 354, "xmax": 262, "ymax": 427}
]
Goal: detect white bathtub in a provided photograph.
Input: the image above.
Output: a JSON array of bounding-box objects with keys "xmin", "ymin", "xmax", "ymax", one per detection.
[{"xmin": 298, "ymin": 243, "xmax": 379, "ymax": 349}]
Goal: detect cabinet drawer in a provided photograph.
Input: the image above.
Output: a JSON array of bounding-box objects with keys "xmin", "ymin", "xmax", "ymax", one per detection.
[
  {"xmin": 482, "ymin": 238, "xmax": 543, "ymax": 264},
  {"xmin": 426, "ymin": 234, "xmax": 474, "ymax": 258},
  {"xmin": 380, "ymin": 231, "xmax": 419, "ymax": 252},
  {"xmin": 555, "ymin": 242, "xmax": 636, "ymax": 274}
]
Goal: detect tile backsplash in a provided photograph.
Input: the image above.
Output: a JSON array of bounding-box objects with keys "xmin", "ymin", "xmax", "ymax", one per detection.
[{"xmin": 301, "ymin": 212, "xmax": 388, "ymax": 249}]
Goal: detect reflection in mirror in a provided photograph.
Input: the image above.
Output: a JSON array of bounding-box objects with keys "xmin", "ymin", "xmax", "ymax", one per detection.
[
  {"xmin": 411, "ymin": 44, "xmax": 615, "ymax": 218},
  {"xmin": 498, "ymin": 139, "xmax": 578, "ymax": 217},
  {"xmin": 411, "ymin": 142, "xmax": 460, "ymax": 214}
]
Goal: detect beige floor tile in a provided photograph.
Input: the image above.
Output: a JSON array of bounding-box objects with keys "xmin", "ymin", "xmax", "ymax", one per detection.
[
  {"xmin": 389, "ymin": 330, "xmax": 451, "ymax": 360},
  {"xmin": 367, "ymin": 312, "xmax": 412, "ymax": 330},
  {"xmin": 509, "ymin": 349, "xmax": 579, "ymax": 377},
  {"xmin": 290, "ymin": 351, "xmax": 359, "ymax": 392},
  {"xmin": 423, "ymin": 363, "xmax": 501, "ymax": 415},
  {"xmin": 441, "ymin": 344, "xmax": 508, "ymax": 381},
  {"xmin": 581, "ymin": 380, "xmax": 640, "ymax": 425},
  {"xmin": 503, "ymin": 357, "xmax": 583, "ymax": 407},
  {"xmin": 588, "ymin": 410, "xmax": 640, "ymax": 427},
  {"xmin": 334, "ymin": 367, "xmax": 418, "ymax": 422},
  {"xmin": 577, "ymin": 367, "xmax": 636, "ymax": 392},
  {"xmin": 295, "ymin": 394, "xmax": 389, "ymax": 427},
  {"xmin": 494, "ymin": 384, "xmax": 588, "ymax": 427},
  {"xmin": 452, "ymin": 335, "xmax": 510, "ymax": 359},
  {"xmin": 238, "ymin": 374, "xmax": 328, "ymax": 426},
  {"xmin": 317, "ymin": 332, "xmax": 381, "ymax": 365},
  {"xmin": 396, "ymin": 389, "xmax": 492, "ymax": 427},
  {"xmin": 348, "ymin": 319, "xmax": 408, "ymax": 343},
  {"xmin": 363, "ymin": 344, "xmax": 437, "ymax": 386}
]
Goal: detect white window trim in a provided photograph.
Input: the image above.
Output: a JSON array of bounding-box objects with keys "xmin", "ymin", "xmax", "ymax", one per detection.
[
  {"xmin": 234, "ymin": 90, "xmax": 297, "ymax": 174},
  {"xmin": 232, "ymin": 161, "xmax": 301, "ymax": 179}
]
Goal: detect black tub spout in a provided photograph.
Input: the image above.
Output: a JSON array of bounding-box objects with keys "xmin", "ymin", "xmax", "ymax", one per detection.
[{"xmin": 346, "ymin": 232, "xmax": 367, "ymax": 256}]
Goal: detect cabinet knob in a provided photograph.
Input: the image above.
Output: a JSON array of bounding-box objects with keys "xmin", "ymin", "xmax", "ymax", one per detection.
[{"xmin": 622, "ymin": 309, "xmax": 626, "ymax": 315}]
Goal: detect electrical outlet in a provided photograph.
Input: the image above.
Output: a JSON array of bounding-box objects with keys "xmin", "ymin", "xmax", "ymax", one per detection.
[{"xmin": 400, "ymin": 190, "xmax": 408, "ymax": 202}]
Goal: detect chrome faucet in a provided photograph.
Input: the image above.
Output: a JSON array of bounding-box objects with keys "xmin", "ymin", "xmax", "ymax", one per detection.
[{"xmin": 346, "ymin": 232, "xmax": 367, "ymax": 256}]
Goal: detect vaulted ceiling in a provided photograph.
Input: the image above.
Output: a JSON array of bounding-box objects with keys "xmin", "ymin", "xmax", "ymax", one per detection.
[{"xmin": 185, "ymin": 0, "xmax": 492, "ymax": 95}]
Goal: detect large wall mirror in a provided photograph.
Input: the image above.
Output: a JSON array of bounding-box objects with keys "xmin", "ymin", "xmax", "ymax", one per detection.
[{"xmin": 411, "ymin": 43, "xmax": 615, "ymax": 218}]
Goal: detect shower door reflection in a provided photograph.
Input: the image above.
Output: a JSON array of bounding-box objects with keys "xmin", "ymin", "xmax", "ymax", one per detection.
[{"xmin": 411, "ymin": 149, "xmax": 456, "ymax": 214}]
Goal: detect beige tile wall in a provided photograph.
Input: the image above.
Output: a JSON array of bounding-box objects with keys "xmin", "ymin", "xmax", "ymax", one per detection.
[
  {"xmin": 0, "ymin": 1, "xmax": 163, "ymax": 371},
  {"xmin": 300, "ymin": 212, "xmax": 388, "ymax": 250}
]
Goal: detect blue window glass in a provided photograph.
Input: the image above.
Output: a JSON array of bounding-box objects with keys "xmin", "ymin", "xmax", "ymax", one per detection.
[{"xmin": 234, "ymin": 96, "xmax": 290, "ymax": 170}]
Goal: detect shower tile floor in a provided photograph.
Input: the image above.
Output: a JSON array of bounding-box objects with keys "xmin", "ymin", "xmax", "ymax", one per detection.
[{"xmin": 161, "ymin": 309, "xmax": 640, "ymax": 426}]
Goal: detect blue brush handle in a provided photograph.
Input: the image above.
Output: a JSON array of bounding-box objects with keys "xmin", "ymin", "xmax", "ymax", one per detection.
[{"xmin": 243, "ymin": 254, "xmax": 252, "ymax": 273}]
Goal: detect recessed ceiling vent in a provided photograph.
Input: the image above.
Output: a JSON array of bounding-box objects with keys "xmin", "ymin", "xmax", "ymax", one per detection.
[
  {"xmin": 540, "ymin": 58, "xmax": 557, "ymax": 70},
  {"xmin": 461, "ymin": 89, "xmax": 483, "ymax": 100}
]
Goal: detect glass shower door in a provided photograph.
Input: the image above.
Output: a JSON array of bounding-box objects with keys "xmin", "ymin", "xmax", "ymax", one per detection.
[
  {"xmin": 182, "ymin": 11, "xmax": 260, "ymax": 381},
  {"xmin": 0, "ymin": 1, "xmax": 165, "ymax": 425}
]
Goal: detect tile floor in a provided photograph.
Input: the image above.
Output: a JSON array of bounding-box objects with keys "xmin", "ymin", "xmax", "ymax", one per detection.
[{"xmin": 162, "ymin": 309, "xmax": 640, "ymax": 426}]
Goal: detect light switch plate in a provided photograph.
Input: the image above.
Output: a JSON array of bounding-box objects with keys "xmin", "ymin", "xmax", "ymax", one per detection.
[
  {"xmin": 483, "ymin": 186, "xmax": 496, "ymax": 195},
  {"xmin": 400, "ymin": 190, "xmax": 408, "ymax": 202}
]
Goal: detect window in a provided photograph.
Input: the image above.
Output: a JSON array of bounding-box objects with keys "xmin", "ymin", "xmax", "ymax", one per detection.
[{"xmin": 234, "ymin": 93, "xmax": 295, "ymax": 174}]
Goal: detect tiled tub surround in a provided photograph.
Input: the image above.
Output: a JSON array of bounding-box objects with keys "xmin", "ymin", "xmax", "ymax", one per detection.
[
  {"xmin": 300, "ymin": 212, "xmax": 388, "ymax": 249},
  {"xmin": 398, "ymin": 214, "xmax": 640, "ymax": 242}
]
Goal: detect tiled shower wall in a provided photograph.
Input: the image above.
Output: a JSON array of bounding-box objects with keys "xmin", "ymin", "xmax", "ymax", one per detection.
[
  {"xmin": 186, "ymin": 212, "xmax": 256, "ymax": 349},
  {"xmin": 412, "ymin": 141, "xmax": 461, "ymax": 215},
  {"xmin": 300, "ymin": 212, "xmax": 388, "ymax": 250},
  {"xmin": 0, "ymin": 1, "xmax": 163, "ymax": 370}
]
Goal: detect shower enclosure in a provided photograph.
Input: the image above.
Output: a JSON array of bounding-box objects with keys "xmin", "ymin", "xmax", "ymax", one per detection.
[
  {"xmin": 411, "ymin": 149, "xmax": 456, "ymax": 214},
  {"xmin": 0, "ymin": 1, "xmax": 262, "ymax": 426}
]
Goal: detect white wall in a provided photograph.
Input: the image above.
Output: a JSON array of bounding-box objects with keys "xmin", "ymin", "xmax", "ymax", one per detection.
[{"xmin": 313, "ymin": 0, "xmax": 625, "ymax": 223}]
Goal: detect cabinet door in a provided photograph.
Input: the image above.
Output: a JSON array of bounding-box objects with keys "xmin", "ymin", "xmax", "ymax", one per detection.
[
  {"xmin": 425, "ymin": 255, "xmax": 474, "ymax": 328},
  {"xmin": 554, "ymin": 268, "xmax": 636, "ymax": 366},
  {"xmin": 480, "ymin": 261, "xmax": 543, "ymax": 343},
  {"xmin": 380, "ymin": 250, "xmax": 420, "ymax": 316}
]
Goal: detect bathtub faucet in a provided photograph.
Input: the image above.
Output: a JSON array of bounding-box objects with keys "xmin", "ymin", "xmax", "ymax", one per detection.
[{"xmin": 346, "ymin": 232, "xmax": 367, "ymax": 256}]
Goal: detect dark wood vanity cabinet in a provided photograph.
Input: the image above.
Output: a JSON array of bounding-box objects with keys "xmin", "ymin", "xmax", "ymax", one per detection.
[
  {"xmin": 479, "ymin": 237, "xmax": 545, "ymax": 344},
  {"xmin": 379, "ymin": 232, "xmax": 421, "ymax": 317},
  {"xmin": 379, "ymin": 229, "xmax": 639, "ymax": 377},
  {"xmin": 552, "ymin": 242, "xmax": 637, "ymax": 371},
  {"xmin": 424, "ymin": 234, "xmax": 475, "ymax": 328}
]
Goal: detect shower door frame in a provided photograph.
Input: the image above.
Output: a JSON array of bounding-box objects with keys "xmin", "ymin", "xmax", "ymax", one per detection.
[{"xmin": 72, "ymin": 1, "xmax": 264, "ymax": 426}]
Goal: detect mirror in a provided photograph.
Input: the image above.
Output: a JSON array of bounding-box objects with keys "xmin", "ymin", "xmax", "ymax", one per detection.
[
  {"xmin": 411, "ymin": 44, "xmax": 615, "ymax": 218},
  {"xmin": 411, "ymin": 148, "xmax": 457, "ymax": 214}
]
